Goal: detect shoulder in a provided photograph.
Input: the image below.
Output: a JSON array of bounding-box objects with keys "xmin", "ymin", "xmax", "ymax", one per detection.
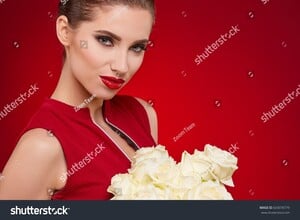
[
  {"xmin": 134, "ymin": 97, "xmax": 156, "ymax": 119},
  {"xmin": 134, "ymin": 97, "xmax": 158, "ymax": 144},
  {"xmin": 18, "ymin": 128, "xmax": 62, "ymax": 154},
  {"xmin": 0, "ymin": 128, "xmax": 65, "ymax": 199},
  {"xmin": 15, "ymin": 129, "xmax": 64, "ymax": 166}
]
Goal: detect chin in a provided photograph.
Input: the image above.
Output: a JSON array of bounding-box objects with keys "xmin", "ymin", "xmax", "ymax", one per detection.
[{"xmin": 96, "ymin": 90, "xmax": 119, "ymax": 101}]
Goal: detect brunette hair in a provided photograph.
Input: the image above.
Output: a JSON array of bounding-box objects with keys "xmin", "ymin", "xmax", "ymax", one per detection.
[{"xmin": 58, "ymin": 0, "xmax": 155, "ymax": 28}]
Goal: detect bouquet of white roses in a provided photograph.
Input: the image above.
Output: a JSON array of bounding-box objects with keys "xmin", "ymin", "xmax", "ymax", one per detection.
[{"xmin": 107, "ymin": 144, "xmax": 238, "ymax": 200}]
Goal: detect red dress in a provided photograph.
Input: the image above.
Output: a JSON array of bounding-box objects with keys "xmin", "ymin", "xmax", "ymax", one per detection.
[{"xmin": 22, "ymin": 95, "xmax": 156, "ymax": 200}]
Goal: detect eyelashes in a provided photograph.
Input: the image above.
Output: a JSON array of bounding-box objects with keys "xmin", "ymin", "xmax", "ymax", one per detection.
[
  {"xmin": 130, "ymin": 43, "xmax": 147, "ymax": 53},
  {"xmin": 95, "ymin": 35, "xmax": 113, "ymax": 47},
  {"xmin": 94, "ymin": 35, "xmax": 148, "ymax": 54}
]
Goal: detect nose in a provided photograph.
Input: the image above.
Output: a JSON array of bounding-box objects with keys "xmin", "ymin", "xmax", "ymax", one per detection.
[{"xmin": 110, "ymin": 50, "xmax": 129, "ymax": 76}]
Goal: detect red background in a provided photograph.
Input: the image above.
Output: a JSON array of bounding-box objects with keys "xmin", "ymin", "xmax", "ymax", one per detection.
[{"xmin": 0, "ymin": 0, "xmax": 299, "ymax": 199}]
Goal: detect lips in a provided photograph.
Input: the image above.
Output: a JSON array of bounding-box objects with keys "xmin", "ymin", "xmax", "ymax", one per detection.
[{"xmin": 100, "ymin": 76, "xmax": 125, "ymax": 90}]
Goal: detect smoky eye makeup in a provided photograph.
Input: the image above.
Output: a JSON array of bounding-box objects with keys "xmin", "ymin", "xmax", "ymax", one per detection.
[
  {"xmin": 93, "ymin": 32, "xmax": 149, "ymax": 54},
  {"xmin": 94, "ymin": 35, "xmax": 114, "ymax": 47},
  {"xmin": 130, "ymin": 43, "xmax": 148, "ymax": 53}
]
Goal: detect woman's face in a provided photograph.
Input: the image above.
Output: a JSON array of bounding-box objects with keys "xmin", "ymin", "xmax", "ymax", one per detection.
[{"xmin": 65, "ymin": 5, "xmax": 153, "ymax": 100}]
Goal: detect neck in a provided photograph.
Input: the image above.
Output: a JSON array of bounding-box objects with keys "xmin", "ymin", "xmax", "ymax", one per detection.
[{"xmin": 51, "ymin": 62, "xmax": 103, "ymax": 120}]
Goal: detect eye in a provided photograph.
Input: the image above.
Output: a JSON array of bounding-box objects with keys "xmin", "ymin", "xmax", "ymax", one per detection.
[
  {"xmin": 130, "ymin": 44, "xmax": 147, "ymax": 53},
  {"xmin": 95, "ymin": 36, "xmax": 113, "ymax": 47}
]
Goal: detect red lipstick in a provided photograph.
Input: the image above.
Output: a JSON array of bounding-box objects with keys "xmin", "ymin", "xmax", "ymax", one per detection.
[{"xmin": 100, "ymin": 76, "xmax": 125, "ymax": 90}]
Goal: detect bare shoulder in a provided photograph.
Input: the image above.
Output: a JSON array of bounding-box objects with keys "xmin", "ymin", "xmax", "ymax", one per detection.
[
  {"xmin": 13, "ymin": 129, "xmax": 64, "ymax": 169},
  {"xmin": 134, "ymin": 97, "xmax": 158, "ymax": 144},
  {"xmin": 17, "ymin": 128, "xmax": 62, "ymax": 156},
  {"xmin": 0, "ymin": 128, "xmax": 66, "ymax": 199}
]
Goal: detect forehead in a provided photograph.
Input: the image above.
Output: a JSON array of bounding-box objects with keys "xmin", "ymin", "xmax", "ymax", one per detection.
[{"xmin": 78, "ymin": 5, "xmax": 153, "ymax": 40}]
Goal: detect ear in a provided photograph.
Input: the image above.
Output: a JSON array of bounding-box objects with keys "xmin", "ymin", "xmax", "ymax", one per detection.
[{"xmin": 56, "ymin": 15, "xmax": 72, "ymax": 46}]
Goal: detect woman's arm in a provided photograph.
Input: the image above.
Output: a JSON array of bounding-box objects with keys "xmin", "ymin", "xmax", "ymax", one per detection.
[
  {"xmin": 0, "ymin": 128, "xmax": 66, "ymax": 200},
  {"xmin": 135, "ymin": 98, "xmax": 158, "ymax": 144}
]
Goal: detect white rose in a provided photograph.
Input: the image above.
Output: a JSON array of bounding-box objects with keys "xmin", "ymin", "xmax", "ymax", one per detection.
[
  {"xmin": 178, "ymin": 151, "xmax": 212, "ymax": 180},
  {"xmin": 107, "ymin": 173, "xmax": 136, "ymax": 198},
  {"xmin": 151, "ymin": 160, "xmax": 179, "ymax": 187},
  {"xmin": 203, "ymin": 144, "xmax": 238, "ymax": 186},
  {"xmin": 183, "ymin": 180, "xmax": 233, "ymax": 200},
  {"xmin": 170, "ymin": 175, "xmax": 200, "ymax": 199},
  {"xmin": 131, "ymin": 145, "xmax": 170, "ymax": 166},
  {"xmin": 129, "ymin": 145, "xmax": 178, "ymax": 187},
  {"xmin": 132, "ymin": 184, "xmax": 171, "ymax": 200},
  {"xmin": 108, "ymin": 144, "xmax": 238, "ymax": 200}
]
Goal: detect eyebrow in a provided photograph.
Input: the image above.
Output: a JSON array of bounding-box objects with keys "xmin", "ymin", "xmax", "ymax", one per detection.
[{"xmin": 95, "ymin": 30, "xmax": 149, "ymax": 45}]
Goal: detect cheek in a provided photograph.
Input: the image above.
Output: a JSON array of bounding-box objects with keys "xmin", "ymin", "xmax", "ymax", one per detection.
[
  {"xmin": 69, "ymin": 37, "xmax": 109, "ymax": 77},
  {"xmin": 75, "ymin": 41, "xmax": 107, "ymax": 70}
]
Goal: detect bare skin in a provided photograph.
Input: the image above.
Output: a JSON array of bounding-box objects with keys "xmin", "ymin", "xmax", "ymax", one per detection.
[{"xmin": 0, "ymin": 5, "xmax": 157, "ymax": 199}]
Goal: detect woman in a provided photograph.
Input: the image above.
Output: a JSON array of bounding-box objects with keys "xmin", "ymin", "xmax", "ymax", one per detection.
[{"xmin": 0, "ymin": 0, "xmax": 157, "ymax": 200}]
